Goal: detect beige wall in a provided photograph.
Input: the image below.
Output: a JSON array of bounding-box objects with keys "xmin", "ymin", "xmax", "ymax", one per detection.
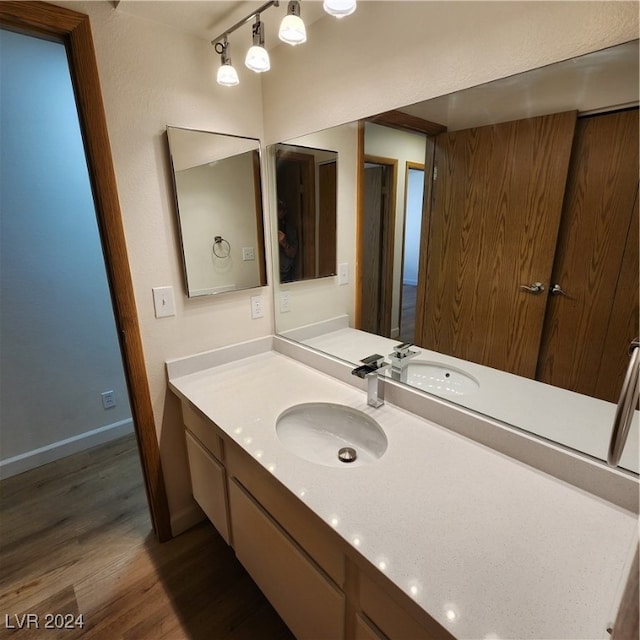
[
  {"xmin": 263, "ymin": 1, "xmax": 639, "ymax": 143},
  {"xmin": 57, "ymin": 1, "xmax": 638, "ymax": 534},
  {"xmin": 59, "ymin": 0, "xmax": 274, "ymax": 533}
]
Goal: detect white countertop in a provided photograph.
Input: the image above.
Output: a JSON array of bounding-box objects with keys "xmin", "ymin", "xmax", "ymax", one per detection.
[
  {"xmin": 169, "ymin": 349, "xmax": 638, "ymax": 640},
  {"xmin": 300, "ymin": 326, "xmax": 639, "ymax": 474}
]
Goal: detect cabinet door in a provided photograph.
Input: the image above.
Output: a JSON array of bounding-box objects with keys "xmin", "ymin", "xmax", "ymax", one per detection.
[
  {"xmin": 359, "ymin": 573, "xmax": 451, "ymax": 640},
  {"xmin": 355, "ymin": 613, "xmax": 387, "ymax": 640},
  {"xmin": 185, "ymin": 431, "xmax": 230, "ymax": 544},
  {"xmin": 229, "ymin": 479, "xmax": 345, "ymax": 640}
]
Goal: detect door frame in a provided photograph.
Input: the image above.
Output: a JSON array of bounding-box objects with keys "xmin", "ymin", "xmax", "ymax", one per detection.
[{"xmin": 0, "ymin": 1, "xmax": 172, "ymax": 541}]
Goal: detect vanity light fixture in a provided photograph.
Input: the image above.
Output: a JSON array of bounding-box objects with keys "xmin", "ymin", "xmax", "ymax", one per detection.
[
  {"xmin": 323, "ymin": 0, "xmax": 357, "ymax": 18},
  {"xmin": 245, "ymin": 16, "xmax": 270, "ymax": 73},
  {"xmin": 215, "ymin": 37, "xmax": 239, "ymax": 86},
  {"xmin": 212, "ymin": 0, "xmax": 351, "ymax": 85},
  {"xmin": 279, "ymin": 0, "xmax": 307, "ymax": 45}
]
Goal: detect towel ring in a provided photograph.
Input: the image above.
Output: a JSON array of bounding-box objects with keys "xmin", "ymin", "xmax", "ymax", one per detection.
[{"xmin": 212, "ymin": 235, "xmax": 231, "ymax": 258}]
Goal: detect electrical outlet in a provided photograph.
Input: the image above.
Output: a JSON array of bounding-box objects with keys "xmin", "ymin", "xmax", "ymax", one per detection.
[
  {"xmin": 101, "ymin": 390, "xmax": 116, "ymax": 409},
  {"xmin": 152, "ymin": 286, "xmax": 175, "ymax": 318},
  {"xmin": 242, "ymin": 247, "xmax": 256, "ymax": 261},
  {"xmin": 250, "ymin": 295, "xmax": 264, "ymax": 319},
  {"xmin": 338, "ymin": 263, "xmax": 349, "ymax": 285},
  {"xmin": 280, "ymin": 292, "xmax": 291, "ymax": 313}
]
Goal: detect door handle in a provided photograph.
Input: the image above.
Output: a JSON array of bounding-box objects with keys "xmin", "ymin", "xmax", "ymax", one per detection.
[
  {"xmin": 520, "ymin": 282, "xmax": 545, "ymax": 294},
  {"xmin": 551, "ymin": 284, "xmax": 570, "ymax": 297}
]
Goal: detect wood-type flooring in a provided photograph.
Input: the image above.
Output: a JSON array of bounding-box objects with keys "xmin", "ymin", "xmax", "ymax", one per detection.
[{"xmin": 0, "ymin": 435, "xmax": 294, "ymax": 640}]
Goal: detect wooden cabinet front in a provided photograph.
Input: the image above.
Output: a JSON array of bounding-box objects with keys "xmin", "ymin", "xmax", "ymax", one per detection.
[
  {"xmin": 229, "ymin": 479, "xmax": 345, "ymax": 640},
  {"xmin": 184, "ymin": 431, "xmax": 230, "ymax": 544}
]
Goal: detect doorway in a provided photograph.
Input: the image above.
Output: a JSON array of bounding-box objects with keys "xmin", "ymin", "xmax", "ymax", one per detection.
[
  {"xmin": 358, "ymin": 156, "xmax": 397, "ymax": 337},
  {"xmin": 399, "ymin": 164, "xmax": 425, "ymax": 343},
  {"xmin": 0, "ymin": 2, "xmax": 171, "ymax": 540}
]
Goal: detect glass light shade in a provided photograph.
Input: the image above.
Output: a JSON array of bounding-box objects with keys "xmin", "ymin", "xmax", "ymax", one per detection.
[
  {"xmin": 323, "ymin": 0, "xmax": 356, "ymax": 17},
  {"xmin": 245, "ymin": 45, "xmax": 270, "ymax": 72},
  {"xmin": 279, "ymin": 14, "xmax": 307, "ymax": 45},
  {"xmin": 217, "ymin": 63, "xmax": 239, "ymax": 86}
]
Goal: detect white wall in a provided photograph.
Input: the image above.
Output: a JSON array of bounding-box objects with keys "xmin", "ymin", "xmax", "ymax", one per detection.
[
  {"xmin": 52, "ymin": 1, "xmax": 637, "ymax": 534},
  {"xmin": 272, "ymin": 123, "xmax": 358, "ymax": 332},
  {"xmin": 58, "ymin": 0, "xmax": 272, "ymax": 534},
  {"xmin": 263, "ymin": 1, "xmax": 639, "ymax": 143},
  {"xmin": 0, "ymin": 29, "xmax": 132, "ymax": 478},
  {"xmin": 176, "ymin": 153, "xmax": 262, "ymax": 294}
]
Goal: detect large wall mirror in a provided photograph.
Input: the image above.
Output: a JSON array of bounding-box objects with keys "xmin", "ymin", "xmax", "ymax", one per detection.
[
  {"xmin": 269, "ymin": 40, "xmax": 639, "ymax": 473},
  {"xmin": 167, "ymin": 126, "xmax": 267, "ymax": 297}
]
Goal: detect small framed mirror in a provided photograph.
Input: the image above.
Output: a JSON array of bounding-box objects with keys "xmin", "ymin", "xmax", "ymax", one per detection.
[{"xmin": 167, "ymin": 126, "xmax": 267, "ymax": 297}]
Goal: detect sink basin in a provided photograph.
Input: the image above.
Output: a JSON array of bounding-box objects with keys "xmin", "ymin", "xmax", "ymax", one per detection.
[
  {"xmin": 403, "ymin": 362, "xmax": 480, "ymax": 396},
  {"xmin": 276, "ymin": 402, "xmax": 387, "ymax": 467}
]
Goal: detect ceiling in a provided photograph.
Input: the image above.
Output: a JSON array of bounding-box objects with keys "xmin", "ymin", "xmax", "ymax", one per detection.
[
  {"xmin": 401, "ymin": 39, "xmax": 639, "ymax": 131},
  {"xmin": 113, "ymin": 0, "xmax": 328, "ymax": 44}
]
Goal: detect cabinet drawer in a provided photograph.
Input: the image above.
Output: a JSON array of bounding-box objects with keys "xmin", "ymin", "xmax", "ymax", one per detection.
[
  {"xmin": 229, "ymin": 479, "xmax": 345, "ymax": 640},
  {"xmin": 182, "ymin": 400, "xmax": 223, "ymax": 461},
  {"xmin": 185, "ymin": 431, "xmax": 230, "ymax": 544},
  {"xmin": 226, "ymin": 442, "xmax": 345, "ymax": 586},
  {"xmin": 355, "ymin": 613, "xmax": 387, "ymax": 640},
  {"xmin": 359, "ymin": 572, "xmax": 449, "ymax": 640}
]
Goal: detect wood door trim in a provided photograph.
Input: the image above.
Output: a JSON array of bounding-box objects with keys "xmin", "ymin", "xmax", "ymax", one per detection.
[
  {"xmin": 0, "ymin": 1, "xmax": 172, "ymax": 541},
  {"xmin": 369, "ymin": 109, "xmax": 446, "ymax": 136},
  {"xmin": 414, "ymin": 138, "xmax": 436, "ymax": 344}
]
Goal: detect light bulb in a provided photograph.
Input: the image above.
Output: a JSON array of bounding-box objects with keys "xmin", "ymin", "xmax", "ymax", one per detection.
[
  {"xmin": 217, "ymin": 63, "xmax": 239, "ymax": 86},
  {"xmin": 323, "ymin": 0, "xmax": 356, "ymax": 18},
  {"xmin": 279, "ymin": 1, "xmax": 306, "ymax": 45},
  {"xmin": 245, "ymin": 45, "xmax": 270, "ymax": 72},
  {"xmin": 246, "ymin": 17, "xmax": 271, "ymax": 72},
  {"xmin": 215, "ymin": 38, "xmax": 239, "ymax": 86}
]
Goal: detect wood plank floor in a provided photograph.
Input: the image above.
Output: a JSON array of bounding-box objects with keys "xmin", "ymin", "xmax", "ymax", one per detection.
[{"xmin": 0, "ymin": 435, "xmax": 294, "ymax": 640}]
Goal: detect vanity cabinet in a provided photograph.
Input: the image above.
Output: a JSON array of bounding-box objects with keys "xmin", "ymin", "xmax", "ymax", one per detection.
[
  {"xmin": 182, "ymin": 401, "xmax": 230, "ymax": 544},
  {"xmin": 179, "ymin": 400, "xmax": 451, "ymax": 640},
  {"xmin": 229, "ymin": 479, "xmax": 345, "ymax": 639}
]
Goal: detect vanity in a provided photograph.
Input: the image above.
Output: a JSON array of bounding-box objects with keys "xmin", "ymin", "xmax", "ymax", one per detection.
[{"xmin": 167, "ymin": 336, "xmax": 638, "ymax": 640}]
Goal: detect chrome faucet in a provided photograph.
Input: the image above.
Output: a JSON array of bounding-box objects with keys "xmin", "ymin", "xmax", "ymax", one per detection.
[
  {"xmin": 351, "ymin": 354, "xmax": 388, "ymax": 408},
  {"xmin": 388, "ymin": 342, "xmax": 421, "ymax": 383}
]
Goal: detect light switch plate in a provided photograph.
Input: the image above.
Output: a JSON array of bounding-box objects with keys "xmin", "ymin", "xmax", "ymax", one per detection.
[
  {"xmin": 280, "ymin": 292, "xmax": 291, "ymax": 313},
  {"xmin": 250, "ymin": 295, "xmax": 264, "ymax": 319},
  {"xmin": 338, "ymin": 263, "xmax": 349, "ymax": 285},
  {"xmin": 242, "ymin": 247, "xmax": 255, "ymax": 261},
  {"xmin": 152, "ymin": 286, "xmax": 175, "ymax": 318}
]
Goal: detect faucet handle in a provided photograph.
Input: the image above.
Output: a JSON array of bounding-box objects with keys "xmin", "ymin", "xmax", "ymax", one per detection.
[
  {"xmin": 391, "ymin": 343, "xmax": 421, "ymax": 359},
  {"xmin": 360, "ymin": 354, "xmax": 387, "ymax": 369}
]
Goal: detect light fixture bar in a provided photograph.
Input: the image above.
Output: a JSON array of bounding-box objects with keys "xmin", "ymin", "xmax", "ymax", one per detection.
[{"xmin": 211, "ymin": 0, "xmax": 280, "ymax": 46}]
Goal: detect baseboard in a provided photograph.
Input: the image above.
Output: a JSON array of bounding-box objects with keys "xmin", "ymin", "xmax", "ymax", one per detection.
[{"xmin": 0, "ymin": 419, "xmax": 134, "ymax": 480}]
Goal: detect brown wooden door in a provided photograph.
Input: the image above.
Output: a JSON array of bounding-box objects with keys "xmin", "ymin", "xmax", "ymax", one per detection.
[
  {"xmin": 276, "ymin": 151, "xmax": 316, "ymax": 280},
  {"xmin": 536, "ymin": 109, "xmax": 639, "ymax": 402},
  {"xmin": 359, "ymin": 160, "xmax": 396, "ymax": 336},
  {"xmin": 318, "ymin": 161, "xmax": 337, "ymax": 277},
  {"xmin": 417, "ymin": 111, "xmax": 577, "ymax": 378}
]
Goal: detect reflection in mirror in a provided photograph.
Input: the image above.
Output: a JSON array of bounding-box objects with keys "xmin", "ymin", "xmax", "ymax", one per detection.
[
  {"xmin": 271, "ymin": 40, "xmax": 639, "ymax": 473},
  {"xmin": 275, "ymin": 143, "xmax": 338, "ymax": 283},
  {"xmin": 167, "ymin": 126, "xmax": 267, "ymax": 297}
]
